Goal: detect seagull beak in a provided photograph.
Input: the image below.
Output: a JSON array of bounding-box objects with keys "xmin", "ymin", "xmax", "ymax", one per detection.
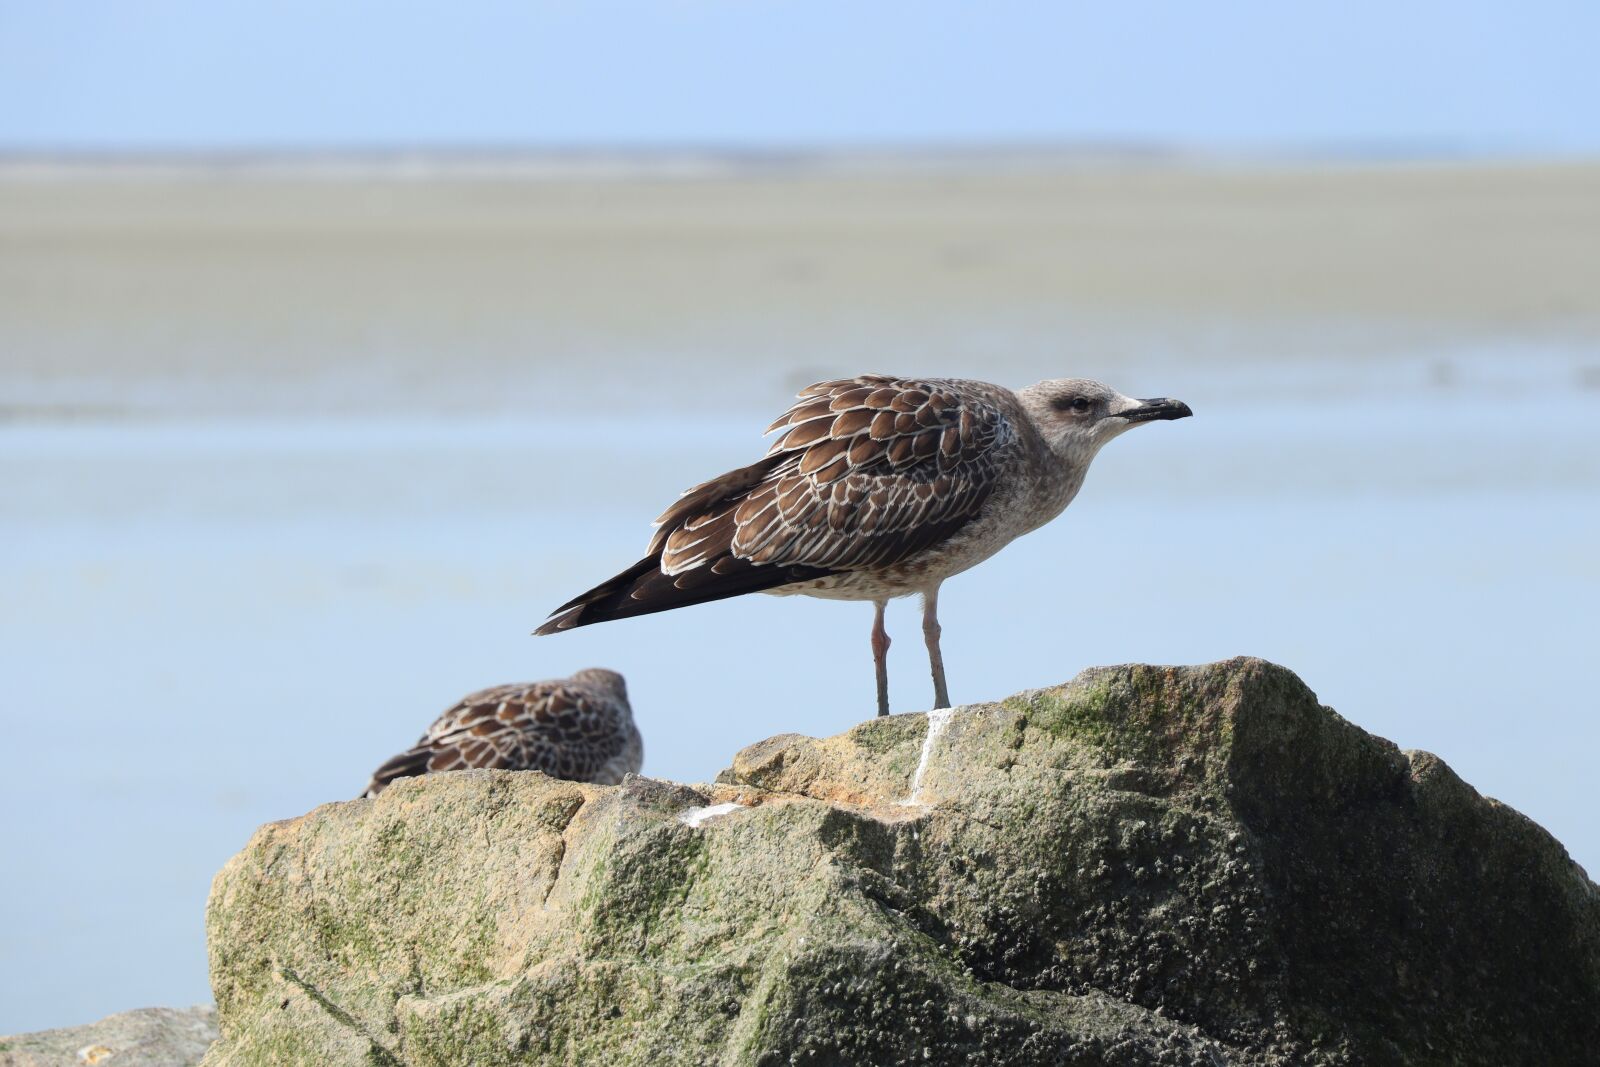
[{"xmin": 1117, "ymin": 398, "xmax": 1193, "ymax": 423}]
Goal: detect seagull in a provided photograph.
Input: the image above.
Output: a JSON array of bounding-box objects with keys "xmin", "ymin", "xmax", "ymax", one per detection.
[
  {"xmin": 537, "ymin": 376, "xmax": 1191, "ymax": 716},
  {"xmin": 360, "ymin": 668, "xmax": 640, "ymax": 797}
]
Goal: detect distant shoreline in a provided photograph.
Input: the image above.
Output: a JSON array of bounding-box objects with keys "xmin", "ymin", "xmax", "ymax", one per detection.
[
  {"xmin": 0, "ymin": 143, "xmax": 1566, "ymax": 182},
  {"xmin": 3, "ymin": 157, "xmax": 1597, "ymax": 422}
]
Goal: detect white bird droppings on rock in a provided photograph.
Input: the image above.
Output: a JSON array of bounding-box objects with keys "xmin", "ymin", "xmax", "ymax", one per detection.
[
  {"xmin": 898, "ymin": 707, "xmax": 956, "ymax": 806},
  {"xmin": 679, "ymin": 802, "xmax": 746, "ymax": 828}
]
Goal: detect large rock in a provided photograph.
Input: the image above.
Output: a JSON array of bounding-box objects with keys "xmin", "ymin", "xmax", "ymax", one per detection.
[
  {"xmin": 0, "ymin": 1007, "xmax": 217, "ymax": 1067},
  {"xmin": 202, "ymin": 658, "xmax": 1600, "ymax": 1065}
]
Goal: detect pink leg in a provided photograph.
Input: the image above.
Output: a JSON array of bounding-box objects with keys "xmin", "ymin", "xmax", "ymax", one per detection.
[
  {"xmin": 871, "ymin": 599, "xmax": 891, "ymax": 717},
  {"xmin": 922, "ymin": 585, "xmax": 950, "ymax": 709}
]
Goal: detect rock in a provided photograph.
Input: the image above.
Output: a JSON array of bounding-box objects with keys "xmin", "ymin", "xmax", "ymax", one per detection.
[
  {"xmin": 0, "ymin": 1007, "xmax": 217, "ymax": 1067},
  {"xmin": 202, "ymin": 658, "xmax": 1600, "ymax": 1066}
]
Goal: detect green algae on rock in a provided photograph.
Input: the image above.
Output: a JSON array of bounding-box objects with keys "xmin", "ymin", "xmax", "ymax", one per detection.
[{"xmin": 202, "ymin": 658, "xmax": 1600, "ymax": 1066}]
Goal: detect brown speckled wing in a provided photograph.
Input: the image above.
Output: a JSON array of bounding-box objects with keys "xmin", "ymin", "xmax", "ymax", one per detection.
[
  {"xmin": 363, "ymin": 682, "xmax": 631, "ymax": 795},
  {"xmin": 536, "ymin": 375, "xmax": 1017, "ymax": 633},
  {"xmin": 659, "ymin": 375, "xmax": 1014, "ymax": 575}
]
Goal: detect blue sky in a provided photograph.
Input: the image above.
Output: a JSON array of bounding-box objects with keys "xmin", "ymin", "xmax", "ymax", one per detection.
[{"xmin": 2, "ymin": 1, "xmax": 1598, "ymax": 153}]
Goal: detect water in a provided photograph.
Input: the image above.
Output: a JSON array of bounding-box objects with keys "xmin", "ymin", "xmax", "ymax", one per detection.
[{"xmin": 3, "ymin": 166, "xmax": 1599, "ymax": 1033}]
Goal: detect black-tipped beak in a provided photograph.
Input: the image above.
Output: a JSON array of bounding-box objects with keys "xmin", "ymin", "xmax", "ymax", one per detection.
[{"xmin": 1117, "ymin": 398, "xmax": 1193, "ymax": 423}]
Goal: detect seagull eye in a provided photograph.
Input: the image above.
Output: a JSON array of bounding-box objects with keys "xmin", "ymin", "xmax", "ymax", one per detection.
[{"xmin": 1054, "ymin": 395, "xmax": 1093, "ymax": 414}]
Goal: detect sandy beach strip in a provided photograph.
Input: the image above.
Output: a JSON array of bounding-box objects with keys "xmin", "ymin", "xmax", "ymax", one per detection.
[{"xmin": 3, "ymin": 158, "xmax": 1597, "ymax": 417}]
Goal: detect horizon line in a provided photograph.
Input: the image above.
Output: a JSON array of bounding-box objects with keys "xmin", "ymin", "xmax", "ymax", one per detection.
[{"xmin": 2, "ymin": 138, "xmax": 1586, "ymax": 181}]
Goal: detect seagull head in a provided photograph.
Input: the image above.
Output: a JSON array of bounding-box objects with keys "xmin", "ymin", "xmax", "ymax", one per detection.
[
  {"xmin": 569, "ymin": 667, "xmax": 630, "ymax": 705},
  {"xmin": 1018, "ymin": 378, "xmax": 1193, "ymax": 464}
]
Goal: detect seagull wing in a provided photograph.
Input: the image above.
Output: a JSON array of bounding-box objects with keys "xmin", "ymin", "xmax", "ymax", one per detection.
[{"xmin": 661, "ymin": 375, "xmax": 1015, "ymax": 574}]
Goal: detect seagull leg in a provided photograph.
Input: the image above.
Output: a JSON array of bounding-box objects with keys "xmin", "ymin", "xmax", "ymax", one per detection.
[
  {"xmin": 922, "ymin": 585, "xmax": 950, "ymax": 709},
  {"xmin": 871, "ymin": 599, "xmax": 891, "ymax": 717}
]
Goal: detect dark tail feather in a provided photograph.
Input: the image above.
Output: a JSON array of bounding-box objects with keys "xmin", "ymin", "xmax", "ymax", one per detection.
[
  {"xmin": 360, "ymin": 747, "xmax": 431, "ymax": 798},
  {"xmin": 535, "ymin": 554, "xmax": 833, "ymax": 635}
]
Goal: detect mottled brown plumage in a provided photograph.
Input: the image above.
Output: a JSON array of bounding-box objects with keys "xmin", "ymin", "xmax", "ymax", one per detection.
[
  {"xmin": 360, "ymin": 668, "xmax": 640, "ymax": 798},
  {"xmin": 539, "ymin": 375, "xmax": 1016, "ymax": 630}
]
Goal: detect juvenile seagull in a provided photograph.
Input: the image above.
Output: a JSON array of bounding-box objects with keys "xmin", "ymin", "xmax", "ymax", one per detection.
[
  {"xmin": 537, "ymin": 376, "xmax": 1191, "ymax": 716},
  {"xmin": 360, "ymin": 668, "xmax": 640, "ymax": 797}
]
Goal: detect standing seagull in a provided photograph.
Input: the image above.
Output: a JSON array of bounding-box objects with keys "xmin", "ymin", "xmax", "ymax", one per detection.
[
  {"xmin": 537, "ymin": 376, "xmax": 1191, "ymax": 716},
  {"xmin": 360, "ymin": 668, "xmax": 640, "ymax": 797}
]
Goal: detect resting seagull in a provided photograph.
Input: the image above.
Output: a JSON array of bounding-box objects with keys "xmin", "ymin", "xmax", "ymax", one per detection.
[
  {"xmin": 537, "ymin": 376, "xmax": 1190, "ymax": 716},
  {"xmin": 360, "ymin": 668, "xmax": 640, "ymax": 797}
]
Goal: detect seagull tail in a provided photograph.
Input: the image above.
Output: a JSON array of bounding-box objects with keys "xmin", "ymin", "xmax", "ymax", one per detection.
[
  {"xmin": 360, "ymin": 746, "xmax": 431, "ymax": 799},
  {"xmin": 535, "ymin": 554, "xmax": 833, "ymax": 635}
]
